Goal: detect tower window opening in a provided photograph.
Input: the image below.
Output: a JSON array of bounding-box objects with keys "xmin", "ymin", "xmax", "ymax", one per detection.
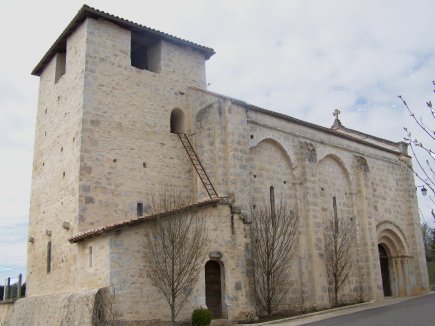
[
  {"xmin": 55, "ymin": 51, "xmax": 66, "ymax": 83},
  {"xmin": 170, "ymin": 108, "xmax": 185, "ymax": 134},
  {"xmin": 131, "ymin": 32, "xmax": 160, "ymax": 72},
  {"xmin": 131, "ymin": 41, "xmax": 148, "ymax": 70},
  {"xmin": 137, "ymin": 202, "xmax": 144, "ymax": 217}
]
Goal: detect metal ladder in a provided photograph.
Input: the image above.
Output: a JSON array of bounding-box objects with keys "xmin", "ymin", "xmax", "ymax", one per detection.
[{"xmin": 178, "ymin": 133, "xmax": 219, "ymax": 199}]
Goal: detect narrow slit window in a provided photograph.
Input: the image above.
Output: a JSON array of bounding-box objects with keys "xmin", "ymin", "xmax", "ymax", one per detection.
[
  {"xmin": 332, "ymin": 196, "xmax": 338, "ymax": 231},
  {"xmin": 47, "ymin": 241, "xmax": 52, "ymax": 274},
  {"xmin": 89, "ymin": 246, "xmax": 93, "ymax": 268},
  {"xmin": 137, "ymin": 202, "xmax": 144, "ymax": 217},
  {"xmin": 270, "ymin": 186, "xmax": 276, "ymax": 218}
]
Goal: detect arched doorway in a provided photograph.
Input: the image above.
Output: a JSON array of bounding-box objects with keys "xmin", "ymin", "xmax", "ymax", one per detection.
[
  {"xmin": 377, "ymin": 221, "xmax": 411, "ymax": 297},
  {"xmin": 378, "ymin": 244, "xmax": 392, "ymax": 296},
  {"xmin": 205, "ymin": 260, "xmax": 223, "ymax": 318},
  {"xmin": 170, "ymin": 108, "xmax": 185, "ymax": 134}
]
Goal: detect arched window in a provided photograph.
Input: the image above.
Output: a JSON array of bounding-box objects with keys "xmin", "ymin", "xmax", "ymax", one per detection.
[{"xmin": 170, "ymin": 108, "xmax": 185, "ymax": 134}]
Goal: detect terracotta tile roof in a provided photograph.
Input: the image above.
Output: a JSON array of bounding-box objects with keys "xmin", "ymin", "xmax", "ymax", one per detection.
[
  {"xmin": 68, "ymin": 198, "xmax": 219, "ymax": 243},
  {"xmin": 32, "ymin": 4, "xmax": 215, "ymax": 76}
]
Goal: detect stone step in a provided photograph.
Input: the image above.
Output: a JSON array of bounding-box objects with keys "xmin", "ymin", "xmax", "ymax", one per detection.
[{"xmin": 211, "ymin": 319, "xmax": 232, "ymax": 326}]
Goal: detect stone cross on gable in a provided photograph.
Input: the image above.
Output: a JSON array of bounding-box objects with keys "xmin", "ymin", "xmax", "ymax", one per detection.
[{"xmin": 331, "ymin": 109, "xmax": 343, "ymax": 129}]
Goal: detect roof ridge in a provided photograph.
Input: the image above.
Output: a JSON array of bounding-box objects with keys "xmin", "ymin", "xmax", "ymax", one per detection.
[
  {"xmin": 32, "ymin": 4, "xmax": 215, "ymax": 76},
  {"xmin": 332, "ymin": 123, "xmax": 401, "ymax": 147},
  {"xmin": 81, "ymin": 4, "xmax": 213, "ymax": 53}
]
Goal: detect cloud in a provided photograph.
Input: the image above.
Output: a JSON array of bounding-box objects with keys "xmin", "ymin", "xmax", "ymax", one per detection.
[
  {"xmin": 0, "ymin": 0, "xmax": 434, "ymax": 281},
  {"xmin": 0, "ymin": 241, "xmax": 27, "ymax": 271}
]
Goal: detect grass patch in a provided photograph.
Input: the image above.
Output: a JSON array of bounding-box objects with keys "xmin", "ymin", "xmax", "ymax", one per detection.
[
  {"xmin": 428, "ymin": 262, "xmax": 435, "ymax": 289},
  {"xmin": 238, "ymin": 300, "xmax": 364, "ymax": 324}
]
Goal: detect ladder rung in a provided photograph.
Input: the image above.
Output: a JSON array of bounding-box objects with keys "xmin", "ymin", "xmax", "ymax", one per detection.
[{"xmin": 178, "ymin": 133, "xmax": 218, "ymax": 199}]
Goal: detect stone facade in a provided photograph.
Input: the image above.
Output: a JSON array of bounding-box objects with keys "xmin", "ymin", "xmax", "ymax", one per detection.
[{"xmin": 9, "ymin": 5, "xmax": 428, "ymax": 325}]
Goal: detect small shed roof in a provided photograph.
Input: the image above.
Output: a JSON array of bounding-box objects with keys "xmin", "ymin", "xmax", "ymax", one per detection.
[{"xmin": 68, "ymin": 198, "xmax": 220, "ymax": 243}]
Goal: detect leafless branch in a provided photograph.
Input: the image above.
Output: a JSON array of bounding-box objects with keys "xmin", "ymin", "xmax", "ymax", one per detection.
[
  {"xmin": 420, "ymin": 220, "xmax": 434, "ymax": 262},
  {"xmin": 400, "ymin": 82, "xmax": 435, "ymax": 204},
  {"xmin": 144, "ymin": 191, "xmax": 209, "ymax": 325},
  {"xmin": 399, "ymin": 94, "xmax": 435, "ymax": 141},
  {"xmin": 324, "ymin": 214, "xmax": 355, "ymax": 307},
  {"xmin": 403, "ymin": 141, "xmax": 435, "ymax": 195},
  {"xmin": 404, "ymin": 131, "xmax": 435, "ymax": 162},
  {"xmin": 250, "ymin": 202, "xmax": 299, "ymax": 316}
]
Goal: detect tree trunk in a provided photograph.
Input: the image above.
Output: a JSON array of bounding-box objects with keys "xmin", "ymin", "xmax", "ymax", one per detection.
[{"xmin": 171, "ymin": 301, "xmax": 176, "ymax": 326}]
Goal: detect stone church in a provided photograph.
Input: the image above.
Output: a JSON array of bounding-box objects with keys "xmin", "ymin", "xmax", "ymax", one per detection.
[{"xmin": 2, "ymin": 5, "xmax": 429, "ymax": 325}]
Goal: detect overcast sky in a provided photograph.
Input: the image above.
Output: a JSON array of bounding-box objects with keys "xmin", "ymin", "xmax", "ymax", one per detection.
[{"xmin": 0, "ymin": 0, "xmax": 434, "ymax": 281}]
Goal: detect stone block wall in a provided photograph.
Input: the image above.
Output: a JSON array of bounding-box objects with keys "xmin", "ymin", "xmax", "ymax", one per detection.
[
  {"xmin": 246, "ymin": 106, "xmax": 428, "ymax": 303},
  {"xmin": 107, "ymin": 204, "xmax": 255, "ymax": 323},
  {"xmin": 0, "ymin": 303, "xmax": 13, "ymax": 325},
  {"xmin": 191, "ymin": 89, "xmax": 429, "ymax": 309},
  {"xmin": 193, "ymin": 94, "xmax": 251, "ymax": 208},
  {"xmin": 78, "ymin": 18, "xmax": 208, "ymax": 231},
  {"xmin": 27, "ymin": 20, "xmax": 88, "ymax": 296},
  {"xmin": 28, "ymin": 16, "xmax": 211, "ymax": 296},
  {"xmin": 2, "ymin": 290, "xmax": 98, "ymax": 326}
]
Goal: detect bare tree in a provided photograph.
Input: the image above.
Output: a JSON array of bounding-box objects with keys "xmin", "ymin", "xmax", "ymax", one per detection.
[
  {"xmin": 421, "ymin": 220, "xmax": 435, "ymax": 262},
  {"xmin": 324, "ymin": 207, "xmax": 355, "ymax": 307},
  {"xmin": 399, "ymin": 81, "xmax": 435, "ymax": 211},
  {"xmin": 431, "ymin": 228, "xmax": 435, "ymax": 261},
  {"xmin": 250, "ymin": 202, "xmax": 299, "ymax": 316},
  {"xmin": 144, "ymin": 192, "xmax": 209, "ymax": 325}
]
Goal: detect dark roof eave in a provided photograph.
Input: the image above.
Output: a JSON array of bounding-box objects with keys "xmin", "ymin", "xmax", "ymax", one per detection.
[{"xmin": 32, "ymin": 5, "xmax": 215, "ymax": 76}]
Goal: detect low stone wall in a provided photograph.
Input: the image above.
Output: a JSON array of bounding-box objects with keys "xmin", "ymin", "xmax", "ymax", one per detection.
[
  {"xmin": 0, "ymin": 302, "xmax": 13, "ymax": 325},
  {"xmin": 3, "ymin": 289, "xmax": 98, "ymax": 326}
]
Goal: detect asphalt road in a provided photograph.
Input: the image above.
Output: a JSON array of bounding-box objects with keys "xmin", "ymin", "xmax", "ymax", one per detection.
[{"xmin": 303, "ymin": 293, "xmax": 435, "ymax": 326}]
